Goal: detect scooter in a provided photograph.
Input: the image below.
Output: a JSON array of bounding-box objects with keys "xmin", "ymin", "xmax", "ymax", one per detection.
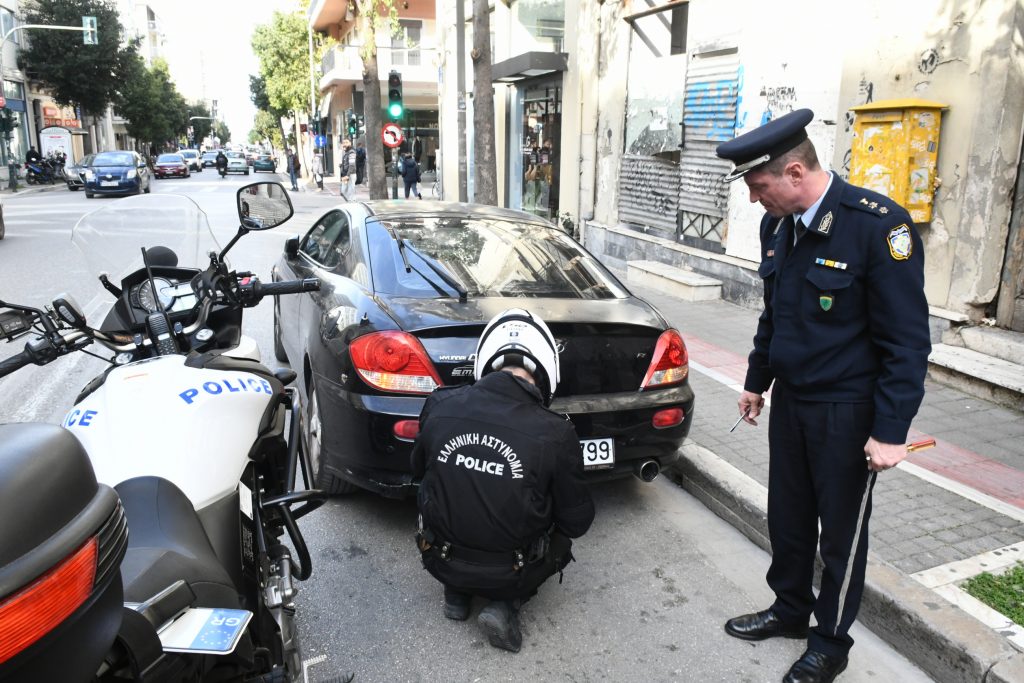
[
  {"xmin": 0, "ymin": 182, "xmax": 325, "ymax": 682},
  {"xmin": 24, "ymin": 160, "xmax": 56, "ymax": 184}
]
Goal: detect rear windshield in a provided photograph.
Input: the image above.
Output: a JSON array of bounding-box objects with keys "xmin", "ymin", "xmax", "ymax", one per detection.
[
  {"xmin": 180, "ymin": 150, "xmax": 197, "ymax": 157},
  {"xmin": 368, "ymin": 216, "xmax": 627, "ymax": 300},
  {"xmin": 93, "ymin": 152, "xmax": 135, "ymax": 166},
  {"xmin": 157, "ymin": 154, "xmax": 183, "ymax": 163},
  {"xmin": 202, "ymin": 152, "xmax": 218, "ymax": 159}
]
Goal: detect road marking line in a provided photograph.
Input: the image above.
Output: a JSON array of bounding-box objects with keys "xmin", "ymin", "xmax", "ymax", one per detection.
[
  {"xmin": 303, "ymin": 654, "xmax": 327, "ymax": 683},
  {"xmin": 895, "ymin": 461, "xmax": 1024, "ymax": 523}
]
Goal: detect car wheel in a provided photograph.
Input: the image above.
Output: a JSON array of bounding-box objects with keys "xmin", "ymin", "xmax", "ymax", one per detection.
[
  {"xmin": 273, "ymin": 298, "xmax": 288, "ymax": 363},
  {"xmin": 305, "ymin": 376, "xmax": 358, "ymax": 495},
  {"xmin": 85, "ymin": 191, "xmax": 94, "ymax": 198},
  {"xmin": 244, "ymin": 170, "xmax": 249, "ymax": 176},
  {"xmin": 0, "ymin": 205, "xmax": 5, "ymax": 240}
]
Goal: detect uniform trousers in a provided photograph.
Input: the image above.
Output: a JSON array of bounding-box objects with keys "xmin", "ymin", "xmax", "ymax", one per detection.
[{"xmin": 766, "ymin": 381, "xmax": 876, "ymax": 658}]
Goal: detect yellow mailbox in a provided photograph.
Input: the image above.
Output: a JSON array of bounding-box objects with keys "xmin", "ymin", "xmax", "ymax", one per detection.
[{"xmin": 848, "ymin": 98, "xmax": 947, "ymax": 223}]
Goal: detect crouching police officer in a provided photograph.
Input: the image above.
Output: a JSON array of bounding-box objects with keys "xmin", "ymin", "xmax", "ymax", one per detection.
[
  {"xmin": 411, "ymin": 309, "xmax": 595, "ymax": 653},
  {"xmin": 716, "ymin": 109, "xmax": 930, "ymax": 682}
]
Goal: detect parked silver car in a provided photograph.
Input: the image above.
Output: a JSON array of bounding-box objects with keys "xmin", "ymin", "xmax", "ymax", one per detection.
[{"xmin": 64, "ymin": 154, "xmax": 96, "ymax": 191}]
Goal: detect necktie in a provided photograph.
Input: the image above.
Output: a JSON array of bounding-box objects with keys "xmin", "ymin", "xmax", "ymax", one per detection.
[{"xmin": 794, "ymin": 217, "xmax": 807, "ymax": 245}]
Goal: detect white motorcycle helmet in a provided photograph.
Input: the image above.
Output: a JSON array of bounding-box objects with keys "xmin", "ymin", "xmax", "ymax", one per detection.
[{"xmin": 473, "ymin": 308, "xmax": 560, "ymax": 404}]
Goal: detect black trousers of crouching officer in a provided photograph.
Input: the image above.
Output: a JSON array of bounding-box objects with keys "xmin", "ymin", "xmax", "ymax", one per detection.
[
  {"xmin": 420, "ymin": 532, "xmax": 573, "ymax": 603},
  {"xmin": 767, "ymin": 382, "xmax": 876, "ymax": 658}
]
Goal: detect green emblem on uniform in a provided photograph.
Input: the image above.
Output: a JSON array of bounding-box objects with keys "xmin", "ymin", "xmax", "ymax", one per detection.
[{"xmin": 819, "ymin": 295, "xmax": 833, "ymax": 311}]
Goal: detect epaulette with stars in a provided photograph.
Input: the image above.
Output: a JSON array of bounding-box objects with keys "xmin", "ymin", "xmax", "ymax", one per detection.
[{"xmin": 839, "ymin": 185, "xmax": 905, "ymax": 221}]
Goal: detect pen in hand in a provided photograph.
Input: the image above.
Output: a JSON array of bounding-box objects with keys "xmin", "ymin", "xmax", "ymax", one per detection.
[{"xmin": 729, "ymin": 407, "xmax": 751, "ymax": 433}]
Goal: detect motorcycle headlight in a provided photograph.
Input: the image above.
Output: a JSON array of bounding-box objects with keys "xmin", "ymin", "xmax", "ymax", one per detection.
[{"xmin": 127, "ymin": 169, "xmax": 137, "ymax": 179}]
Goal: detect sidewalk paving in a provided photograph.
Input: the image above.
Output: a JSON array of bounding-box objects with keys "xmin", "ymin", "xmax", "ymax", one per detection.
[{"xmin": 627, "ymin": 283, "xmax": 1024, "ymax": 682}]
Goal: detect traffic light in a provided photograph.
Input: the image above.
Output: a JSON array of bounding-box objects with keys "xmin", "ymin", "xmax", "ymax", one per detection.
[
  {"xmin": 348, "ymin": 115, "xmax": 357, "ymax": 136},
  {"xmin": 82, "ymin": 16, "xmax": 97, "ymax": 45},
  {"xmin": 387, "ymin": 71, "xmax": 403, "ymax": 120}
]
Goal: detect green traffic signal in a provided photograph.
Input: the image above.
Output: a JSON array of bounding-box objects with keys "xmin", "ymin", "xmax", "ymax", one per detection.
[
  {"xmin": 387, "ymin": 71, "xmax": 403, "ymax": 121},
  {"xmin": 388, "ymin": 102, "xmax": 403, "ymax": 119}
]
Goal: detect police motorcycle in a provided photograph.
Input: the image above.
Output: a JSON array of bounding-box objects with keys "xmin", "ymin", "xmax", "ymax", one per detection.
[{"xmin": 0, "ymin": 182, "xmax": 326, "ymax": 682}]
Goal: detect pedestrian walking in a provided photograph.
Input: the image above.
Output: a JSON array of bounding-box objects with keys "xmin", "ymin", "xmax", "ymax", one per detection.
[
  {"xmin": 312, "ymin": 150, "xmax": 324, "ymax": 191},
  {"xmin": 400, "ymin": 152, "xmax": 422, "ymax": 199},
  {"xmin": 286, "ymin": 148, "xmax": 298, "ymax": 191},
  {"xmin": 339, "ymin": 140, "xmax": 356, "ymax": 198},
  {"xmin": 355, "ymin": 142, "xmax": 366, "ymax": 185},
  {"xmin": 715, "ymin": 109, "xmax": 930, "ymax": 683},
  {"xmin": 412, "ymin": 309, "xmax": 595, "ymax": 653}
]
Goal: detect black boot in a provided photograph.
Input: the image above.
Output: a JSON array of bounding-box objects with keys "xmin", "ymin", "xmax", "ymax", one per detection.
[
  {"xmin": 478, "ymin": 600, "xmax": 522, "ymax": 652},
  {"xmin": 443, "ymin": 586, "xmax": 471, "ymax": 621}
]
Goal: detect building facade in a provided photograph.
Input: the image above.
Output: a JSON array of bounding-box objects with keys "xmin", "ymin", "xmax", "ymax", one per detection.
[{"xmin": 434, "ymin": 0, "xmax": 1024, "ymax": 331}]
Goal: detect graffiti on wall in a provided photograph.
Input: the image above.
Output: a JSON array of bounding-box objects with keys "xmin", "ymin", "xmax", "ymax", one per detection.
[
  {"xmin": 759, "ymin": 85, "xmax": 797, "ymax": 124},
  {"xmin": 840, "ymin": 75, "xmax": 876, "ymax": 178}
]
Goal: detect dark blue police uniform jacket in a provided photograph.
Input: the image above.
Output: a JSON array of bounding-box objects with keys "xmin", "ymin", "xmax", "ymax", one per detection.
[{"xmin": 744, "ymin": 172, "xmax": 931, "ymax": 444}]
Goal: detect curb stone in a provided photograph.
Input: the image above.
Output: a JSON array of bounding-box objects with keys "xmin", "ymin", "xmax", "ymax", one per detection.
[{"xmin": 666, "ymin": 442, "xmax": 1022, "ymax": 683}]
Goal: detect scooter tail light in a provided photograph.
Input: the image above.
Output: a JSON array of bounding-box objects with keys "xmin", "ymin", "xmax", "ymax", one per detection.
[
  {"xmin": 349, "ymin": 331, "xmax": 442, "ymax": 394},
  {"xmin": 0, "ymin": 537, "xmax": 98, "ymax": 665},
  {"xmin": 640, "ymin": 329, "xmax": 689, "ymax": 390}
]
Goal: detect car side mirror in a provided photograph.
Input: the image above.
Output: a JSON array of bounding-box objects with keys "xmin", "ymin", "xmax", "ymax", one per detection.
[{"xmin": 285, "ymin": 235, "xmax": 299, "ymax": 258}]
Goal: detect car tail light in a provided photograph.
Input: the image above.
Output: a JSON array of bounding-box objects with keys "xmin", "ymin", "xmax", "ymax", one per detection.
[
  {"xmin": 0, "ymin": 537, "xmax": 97, "ymax": 665},
  {"xmin": 393, "ymin": 420, "xmax": 420, "ymax": 441},
  {"xmin": 652, "ymin": 407, "xmax": 684, "ymax": 429},
  {"xmin": 349, "ymin": 331, "xmax": 442, "ymax": 394},
  {"xmin": 640, "ymin": 329, "xmax": 688, "ymax": 390}
]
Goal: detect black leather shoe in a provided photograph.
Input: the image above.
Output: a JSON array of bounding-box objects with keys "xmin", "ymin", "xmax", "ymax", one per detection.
[
  {"xmin": 724, "ymin": 609, "xmax": 808, "ymax": 641},
  {"xmin": 478, "ymin": 600, "xmax": 522, "ymax": 652},
  {"xmin": 783, "ymin": 650, "xmax": 848, "ymax": 683},
  {"xmin": 443, "ymin": 586, "xmax": 471, "ymax": 621}
]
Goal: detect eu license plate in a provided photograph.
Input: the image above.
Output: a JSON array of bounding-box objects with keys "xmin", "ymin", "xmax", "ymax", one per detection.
[
  {"xmin": 100, "ymin": 180, "xmax": 119, "ymax": 187},
  {"xmin": 580, "ymin": 438, "xmax": 614, "ymax": 470}
]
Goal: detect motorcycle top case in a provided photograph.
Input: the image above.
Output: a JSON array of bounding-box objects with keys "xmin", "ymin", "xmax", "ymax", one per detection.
[{"xmin": 63, "ymin": 355, "xmax": 276, "ymax": 511}]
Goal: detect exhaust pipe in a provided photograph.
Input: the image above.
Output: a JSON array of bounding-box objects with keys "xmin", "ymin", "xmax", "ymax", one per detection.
[{"xmin": 635, "ymin": 459, "xmax": 660, "ymax": 483}]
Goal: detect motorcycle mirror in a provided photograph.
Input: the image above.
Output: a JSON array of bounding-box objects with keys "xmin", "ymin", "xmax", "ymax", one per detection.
[
  {"xmin": 236, "ymin": 182, "xmax": 294, "ymax": 231},
  {"xmin": 52, "ymin": 293, "xmax": 88, "ymax": 328}
]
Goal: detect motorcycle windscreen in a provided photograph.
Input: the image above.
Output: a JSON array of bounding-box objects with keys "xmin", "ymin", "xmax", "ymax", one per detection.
[{"xmin": 70, "ymin": 194, "xmax": 221, "ymax": 321}]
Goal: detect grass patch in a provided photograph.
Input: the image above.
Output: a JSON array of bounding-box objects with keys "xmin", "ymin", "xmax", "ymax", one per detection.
[{"xmin": 962, "ymin": 562, "xmax": 1024, "ymax": 626}]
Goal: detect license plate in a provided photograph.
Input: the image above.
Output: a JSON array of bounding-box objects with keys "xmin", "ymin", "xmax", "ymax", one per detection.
[
  {"xmin": 100, "ymin": 180, "xmax": 119, "ymax": 187},
  {"xmin": 581, "ymin": 438, "xmax": 614, "ymax": 470}
]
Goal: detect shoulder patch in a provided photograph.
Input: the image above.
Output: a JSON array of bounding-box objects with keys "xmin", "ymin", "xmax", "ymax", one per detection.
[{"xmin": 887, "ymin": 224, "xmax": 913, "ymax": 261}]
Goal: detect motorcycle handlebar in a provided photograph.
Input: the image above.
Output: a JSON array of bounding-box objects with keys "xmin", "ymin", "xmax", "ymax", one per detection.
[
  {"xmin": 253, "ymin": 278, "xmax": 320, "ymax": 297},
  {"xmin": 0, "ymin": 350, "xmax": 33, "ymax": 378}
]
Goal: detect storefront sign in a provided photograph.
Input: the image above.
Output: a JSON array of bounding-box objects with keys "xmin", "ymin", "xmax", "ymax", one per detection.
[{"xmin": 42, "ymin": 104, "xmax": 81, "ymax": 129}]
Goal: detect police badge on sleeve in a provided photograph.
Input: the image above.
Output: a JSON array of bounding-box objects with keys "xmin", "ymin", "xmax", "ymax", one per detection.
[{"xmin": 887, "ymin": 224, "xmax": 913, "ymax": 261}]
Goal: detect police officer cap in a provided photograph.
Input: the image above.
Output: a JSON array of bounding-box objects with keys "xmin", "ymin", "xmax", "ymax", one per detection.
[{"xmin": 716, "ymin": 108, "xmax": 814, "ymax": 182}]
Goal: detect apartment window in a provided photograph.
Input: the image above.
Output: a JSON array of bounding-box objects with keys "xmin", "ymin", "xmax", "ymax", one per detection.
[
  {"xmin": 670, "ymin": 5, "xmax": 688, "ymax": 55},
  {"xmin": 1, "ymin": 7, "xmax": 19, "ymax": 44},
  {"xmin": 391, "ymin": 20, "xmax": 422, "ymax": 67}
]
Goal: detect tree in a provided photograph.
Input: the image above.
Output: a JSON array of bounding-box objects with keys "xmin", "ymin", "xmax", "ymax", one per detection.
[
  {"xmin": 251, "ymin": 11, "xmax": 331, "ymax": 174},
  {"xmin": 354, "ymin": 1, "xmax": 402, "ymax": 200},
  {"xmin": 471, "ymin": 0, "xmax": 497, "ymax": 204},
  {"xmin": 250, "ymin": 109, "xmax": 283, "ymax": 150},
  {"xmin": 18, "ymin": 0, "xmax": 135, "ymax": 115},
  {"xmin": 117, "ymin": 57, "xmax": 189, "ymax": 152},
  {"xmin": 250, "ymin": 74, "xmax": 286, "ymax": 153},
  {"xmin": 215, "ymin": 121, "xmax": 231, "ymax": 145},
  {"xmin": 188, "ymin": 102, "xmax": 212, "ymax": 148}
]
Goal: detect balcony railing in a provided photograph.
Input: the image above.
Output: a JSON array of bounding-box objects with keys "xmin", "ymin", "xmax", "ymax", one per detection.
[{"xmin": 320, "ymin": 44, "xmax": 438, "ymax": 88}]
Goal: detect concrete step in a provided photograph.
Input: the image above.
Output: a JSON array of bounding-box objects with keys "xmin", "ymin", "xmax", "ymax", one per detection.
[
  {"xmin": 626, "ymin": 260, "xmax": 722, "ymax": 302},
  {"xmin": 955, "ymin": 325, "xmax": 1024, "ymax": 366},
  {"xmin": 928, "ymin": 343, "xmax": 1024, "ymax": 411}
]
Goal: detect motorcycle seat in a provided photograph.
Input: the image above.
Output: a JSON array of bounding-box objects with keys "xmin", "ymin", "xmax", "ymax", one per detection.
[{"xmin": 115, "ymin": 476, "xmax": 242, "ymax": 610}]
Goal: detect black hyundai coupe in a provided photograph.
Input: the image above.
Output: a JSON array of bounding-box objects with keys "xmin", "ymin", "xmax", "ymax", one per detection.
[{"xmin": 272, "ymin": 201, "xmax": 694, "ymax": 497}]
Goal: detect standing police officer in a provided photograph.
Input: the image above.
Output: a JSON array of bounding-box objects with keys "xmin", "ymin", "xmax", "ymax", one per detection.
[
  {"xmin": 412, "ymin": 309, "xmax": 595, "ymax": 653},
  {"xmin": 715, "ymin": 109, "xmax": 930, "ymax": 683}
]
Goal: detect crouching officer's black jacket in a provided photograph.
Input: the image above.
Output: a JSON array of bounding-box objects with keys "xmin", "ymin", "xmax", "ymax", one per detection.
[
  {"xmin": 411, "ymin": 371, "xmax": 595, "ymax": 554},
  {"xmin": 745, "ymin": 172, "xmax": 931, "ymax": 444}
]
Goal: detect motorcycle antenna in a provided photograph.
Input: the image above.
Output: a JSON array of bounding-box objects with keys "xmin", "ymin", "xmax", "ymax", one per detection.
[{"xmin": 141, "ymin": 247, "xmax": 168, "ymax": 315}]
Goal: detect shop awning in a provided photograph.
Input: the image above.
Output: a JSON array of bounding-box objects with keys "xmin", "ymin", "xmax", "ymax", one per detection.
[{"xmin": 492, "ymin": 52, "xmax": 568, "ymax": 83}]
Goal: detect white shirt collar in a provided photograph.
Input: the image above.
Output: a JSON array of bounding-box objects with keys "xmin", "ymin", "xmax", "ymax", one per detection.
[{"xmin": 794, "ymin": 171, "xmax": 834, "ymax": 228}]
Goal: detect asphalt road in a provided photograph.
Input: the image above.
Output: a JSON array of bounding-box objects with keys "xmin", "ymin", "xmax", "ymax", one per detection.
[{"xmin": 0, "ymin": 174, "xmax": 931, "ymax": 682}]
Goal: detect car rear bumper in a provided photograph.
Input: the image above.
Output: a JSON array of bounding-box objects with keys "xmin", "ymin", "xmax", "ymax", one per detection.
[{"xmin": 316, "ymin": 374, "xmax": 695, "ymax": 498}]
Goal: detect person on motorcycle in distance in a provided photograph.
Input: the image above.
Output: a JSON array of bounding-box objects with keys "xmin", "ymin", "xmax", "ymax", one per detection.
[
  {"xmin": 411, "ymin": 309, "xmax": 595, "ymax": 653},
  {"xmin": 216, "ymin": 149, "xmax": 228, "ymax": 177}
]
